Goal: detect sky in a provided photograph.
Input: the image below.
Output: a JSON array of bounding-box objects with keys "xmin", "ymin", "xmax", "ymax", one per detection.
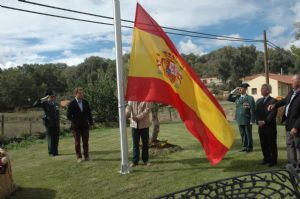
[{"xmin": 0, "ymin": 0, "xmax": 300, "ymax": 69}]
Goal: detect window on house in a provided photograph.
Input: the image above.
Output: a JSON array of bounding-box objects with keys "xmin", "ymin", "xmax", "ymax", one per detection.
[{"xmin": 252, "ymin": 88, "xmax": 257, "ymax": 95}]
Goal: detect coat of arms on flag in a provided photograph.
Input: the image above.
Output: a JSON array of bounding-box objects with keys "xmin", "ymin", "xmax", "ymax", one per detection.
[{"xmin": 156, "ymin": 51, "xmax": 183, "ymax": 88}]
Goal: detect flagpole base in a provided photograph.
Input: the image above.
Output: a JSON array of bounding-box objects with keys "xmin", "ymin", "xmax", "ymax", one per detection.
[{"xmin": 119, "ymin": 164, "xmax": 131, "ymax": 174}]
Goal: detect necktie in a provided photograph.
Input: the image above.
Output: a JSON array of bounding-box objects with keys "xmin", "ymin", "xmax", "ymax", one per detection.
[
  {"xmin": 78, "ymin": 100, "xmax": 83, "ymax": 112},
  {"xmin": 285, "ymin": 92, "xmax": 297, "ymax": 116},
  {"xmin": 263, "ymin": 97, "xmax": 267, "ymax": 104}
]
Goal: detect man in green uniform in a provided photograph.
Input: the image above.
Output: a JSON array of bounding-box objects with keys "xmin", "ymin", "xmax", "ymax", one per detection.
[
  {"xmin": 33, "ymin": 91, "xmax": 60, "ymax": 156},
  {"xmin": 228, "ymin": 83, "xmax": 256, "ymax": 152}
]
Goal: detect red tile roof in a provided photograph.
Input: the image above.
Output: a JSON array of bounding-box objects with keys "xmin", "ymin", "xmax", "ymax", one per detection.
[{"xmin": 243, "ymin": 73, "xmax": 293, "ymax": 84}]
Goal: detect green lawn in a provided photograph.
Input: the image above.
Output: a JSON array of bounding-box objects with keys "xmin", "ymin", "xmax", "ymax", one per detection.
[{"xmin": 8, "ymin": 122, "xmax": 287, "ymax": 199}]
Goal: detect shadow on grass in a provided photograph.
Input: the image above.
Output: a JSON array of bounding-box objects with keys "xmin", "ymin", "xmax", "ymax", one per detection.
[
  {"xmin": 136, "ymin": 157, "xmax": 288, "ymax": 173},
  {"xmin": 132, "ymin": 157, "xmax": 234, "ymax": 173},
  {"xmin": 222, "ymin": 158, "xmax": 288, "ymax": 173},
  {"xmin": 91, "ymin": 157, "xmax": 120, "ymax": 162},
  {"xmin": 89, "ymin": 150, "xmax": 119, "ymax": 155},
  {"xmin": 60, "ymin": 150, "xmax": 119, "ymax": 156},
  {"xmin": 10, "ymin": 187, "xmax": 56, "ymax": 199},
  {"xmin": 153, "ymin": 157, "xmax": 233, "ymax": 166},
  {"xmin": 83, "ymin": 150, "xmax": 121, "ymax": 161}
]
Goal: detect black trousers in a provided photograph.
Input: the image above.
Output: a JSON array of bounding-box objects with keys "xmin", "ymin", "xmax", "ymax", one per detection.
[
  {"xmin": 259, "ymin": 127, "xmax": 277, "ymax": 164},
  {"xmin": 132, "ymin": 128, "xmax": 149, "ymax": 164},
  {"xmin": 238, "ymin": 125, "xmax": 253, "ymax": 150},
  {"xmin": 46, "ymin": 126, "xmax": 59, "ymax": 155}
]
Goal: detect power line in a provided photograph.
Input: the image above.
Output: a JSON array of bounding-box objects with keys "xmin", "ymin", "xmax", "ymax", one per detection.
[
  {"xmin": 267, "ymin": 42, "xmax": 278, "ymax": 49},
  {"xmin": 0, "ymin": 4, "xmax": 264, "ymax": 43},
  {"xmin": 17, "ymin": 0, "xmax": 263, "ymax": 43},
  {"xmin": 0, "ymin": 5, "xmax": 128, "ymax": 27},
  {"xmin": 267, "ymin": 41, "xmax": 281, "ymax": 50},
  {"xmin": 267, "ymin": 41, "xmax": 283, "ymax": 52}
]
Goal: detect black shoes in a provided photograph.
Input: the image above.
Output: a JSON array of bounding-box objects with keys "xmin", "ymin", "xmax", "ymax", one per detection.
[
  {"xmin": 240, "ymin": 148, "xmax": 253, "ymax": 153},
  {"xmin": 268, "ymin": 162, "xmax": 277, "ymax": 167},
  {"xmin": 260, "ymin": 160, "xmax": 277, "ymax": 167},
  {"xmin": 260, "ymin": 161, "xmax": 269, "ymax": 165},
  {"xmin": 246, "ymin": 148, "xmax": 253, "ymax": 153}
]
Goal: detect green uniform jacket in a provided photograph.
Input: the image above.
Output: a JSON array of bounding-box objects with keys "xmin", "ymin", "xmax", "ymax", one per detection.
[
  {"xmin": 228, "ymin": 94, "xmax": 256, "ymax": 125},
  {"xmin": 33, "ymin": 99, "xmax": 60, "ymax": 128}
]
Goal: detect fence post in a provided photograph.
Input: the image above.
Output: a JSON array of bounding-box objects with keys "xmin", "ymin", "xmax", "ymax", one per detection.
[
  {"xmin": 1, "ymin": 114, "xmax": 4, "ymax": 137},
  {"xmin": 169, "ymin": 107, "xmax": 172, "ymax": 121},
  {"xmin": 29, "ymin": 118, "xmax": 32, "ymax": 135}
]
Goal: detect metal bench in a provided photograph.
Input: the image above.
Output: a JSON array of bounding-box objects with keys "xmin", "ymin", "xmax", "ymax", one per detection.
[{"xmin": 155, "ymin": 165, "xmax": 300, "ymax": 199}]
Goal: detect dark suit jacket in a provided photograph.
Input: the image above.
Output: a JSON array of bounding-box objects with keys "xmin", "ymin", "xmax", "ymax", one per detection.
[
  {"xmin": 67, "ymin": 99, "xmax": 93, "ymax": 130},
  {"xmin": 255, "ymin": 96, "xmax": 277, "ymax": 133},
  {"xmin": 275, "ymin": 90, "xmax": 300, "ymax": 131},
  {"xmin": 33, "ymin": 99, "xmax": 60, "ymax": 128}
]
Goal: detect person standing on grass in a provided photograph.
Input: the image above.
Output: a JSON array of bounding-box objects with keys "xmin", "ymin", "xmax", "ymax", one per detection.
[
  {"xmin": 126, "ymin": 101, "xmax": 152, "ymax": 167},
  {"xmin": 228, "ymin": 83, "xmax": 256, "ymax": 153},
  {"xmin": 67, "ymin": 87, "xmax": 94, "ymax": 163},
  {"xmin": 255, "ymin": 84, "xmax": 278, "ymax": 167},
  {"xmin": 33, "ymin": 90, "xmax": 60, "ymax": 157},
  {"xmin": 269, "ymin": 74, "xmax": 300, "ymax": 171}
]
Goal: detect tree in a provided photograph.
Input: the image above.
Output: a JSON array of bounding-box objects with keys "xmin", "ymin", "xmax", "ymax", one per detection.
[
  {"xmin": 0, "ymin": 63, "xmax": 68, "ymax": 110},
  {"xmin": 253, "ymin": 48, "xmax": 295, "ymax": 74},
  {"xmin": 290, "ymin": 45, "xmax": 300, "ymax": 72},
  {"xmin": 150, "ymin": 103, "xmax": 160, "ymax": 143},
  {"xmin": 296, "ymin": 22, "xmax": 300, "ymax": 40},
  {"xmin": 252, "ymin": 52, "xmax": 265, "ymax": 74},
  {"xmin": 233, "ymin": 45, "xmax": 257, "ymax": 78},
  {"xmin": 85, "ymin": 69, "xmax": 118, "ymax": 126},
  {"xmin": 268, "ymin": 48, "xmax": 294, "ymax": 74},
  {"xmin": 217, "ymin": 59, "xmax": 232, "ymax": 83}
]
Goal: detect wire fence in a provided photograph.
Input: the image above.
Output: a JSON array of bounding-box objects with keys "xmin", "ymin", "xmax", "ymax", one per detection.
[
  {"xmin": 0, "ymin": 106, "xmax": 181, "ymax": 140},
  {"xmin": 0, "ymin": 109, "xmax": 70, "ymax": 139}
]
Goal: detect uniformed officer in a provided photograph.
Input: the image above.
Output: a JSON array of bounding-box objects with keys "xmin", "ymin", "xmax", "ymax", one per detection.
[
  {"xmin": 228, "ymin": 83, "xmax": 256, "ymax": 152},
  {"xmin": 33, "ymin": 91, "xmax": 60, "ymax": 156}
]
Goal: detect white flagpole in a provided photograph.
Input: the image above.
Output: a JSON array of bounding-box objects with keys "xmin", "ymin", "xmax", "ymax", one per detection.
[{"xmin": 112, "ymin": 0, "xmax": 130, "ymax": 174}]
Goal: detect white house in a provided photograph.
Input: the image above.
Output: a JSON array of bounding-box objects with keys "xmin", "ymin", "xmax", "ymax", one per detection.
[{"xmin": 242, "ymin": 73, "xmax": 292, "ymax": 100}]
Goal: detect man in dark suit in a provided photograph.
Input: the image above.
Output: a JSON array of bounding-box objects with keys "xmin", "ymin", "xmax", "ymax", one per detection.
[
  {"xmin": 256, "ymin": 84, "xmax": 278, "ymax": 167},
  {"xmin": 67, "ymin": 87, "xmax": 93, "ymax": 163},
  {"xmin": 33, "ymin": 90, "xmax": 60, "ymax": 157},
  {"xmin": 269, "ymin": 74, "xmax": 300, "ymax": 170}
]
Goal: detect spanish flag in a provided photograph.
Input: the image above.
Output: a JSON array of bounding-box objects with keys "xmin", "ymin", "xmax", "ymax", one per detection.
[{"xmin": 125, "ymin": 3, "xmax": 236, "ymax": 165}]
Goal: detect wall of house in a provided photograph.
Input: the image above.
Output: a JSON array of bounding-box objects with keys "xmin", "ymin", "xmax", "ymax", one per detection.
[
  {"xmin": 278, "ymin": 82, "xmax": 291, "ymax": 97},
  {"xmin": 244, "ymin": 76, "xmax": 278, "ymax": 100}
]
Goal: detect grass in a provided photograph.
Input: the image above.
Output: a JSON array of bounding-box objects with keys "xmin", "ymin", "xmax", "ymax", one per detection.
[{"xmin": 6, "ymin": 121, "xmax": 288, "ymax": 199}]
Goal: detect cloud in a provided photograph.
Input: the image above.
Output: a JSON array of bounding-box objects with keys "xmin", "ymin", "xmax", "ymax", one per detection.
[
  {"xmin": 179, "ymin": 39, "xmax": 205, "ymax": 55},
  {"xmin": 0, "ymin": 0, "xmax": 261, "ymax": 68},
  {"xmin": 274, "ymin": 1, "xmax": 300, "ymax": 50},
  {"xmin": 214, "ymin": 34, "xmax": 243, "ymax": 47},
  {"xmin": 194, "ymin": 34, "xmax": 247, "ymax": 50},
  {"xmin": 139, "ymin": 0, "xmax": 259, "ymax": 28},
  {"xmin": 0, "ymin": 0, "xmax": 299, "ymax": 68},
  {"xmin": 269, "ymin": 25, "xmax": 287, "ymax": 38},
  {"xmin": 291, "ymin": 2, "xmax": 300, "ymax": 22}
]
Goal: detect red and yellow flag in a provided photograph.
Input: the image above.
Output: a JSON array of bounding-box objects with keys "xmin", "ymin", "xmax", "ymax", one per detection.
[{"xmin": 125, "ymin": 3, "xmax": 236, "ymax": 165}]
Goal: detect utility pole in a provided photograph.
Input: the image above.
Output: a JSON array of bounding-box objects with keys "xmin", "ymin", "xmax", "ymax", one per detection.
[{"xmin": 263, "ymin": 30, "xmax": 269, "ymax": 84}]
